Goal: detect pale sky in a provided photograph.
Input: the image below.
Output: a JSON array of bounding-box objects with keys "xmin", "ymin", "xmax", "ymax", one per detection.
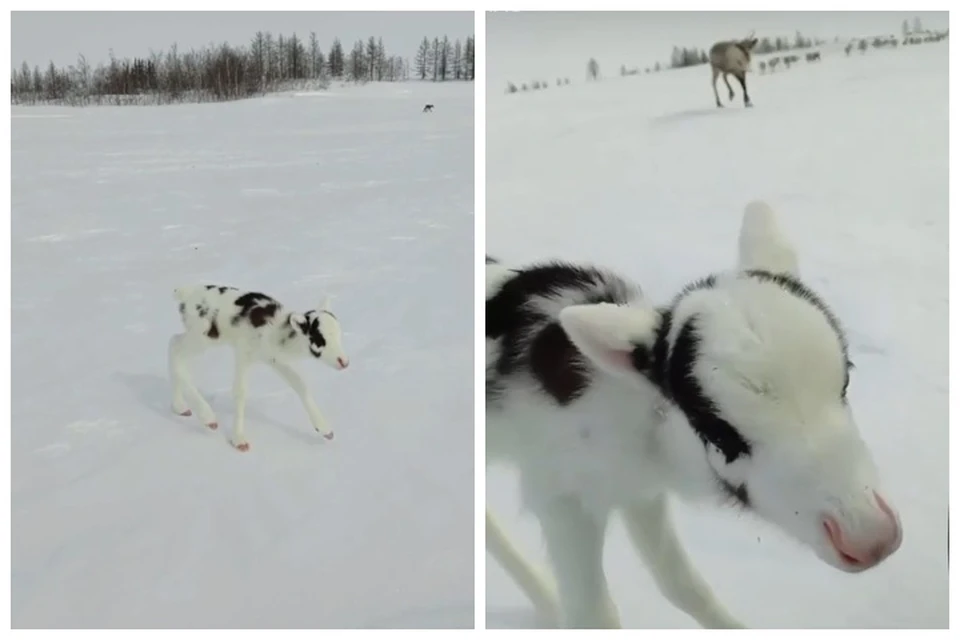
[
  {"xmin": 487, "ymin": 11, "xmax": 949, "ymax": 89},
  {"xmin": 12, "ymin": 11, "xmax": 474, "ymax": 69}
]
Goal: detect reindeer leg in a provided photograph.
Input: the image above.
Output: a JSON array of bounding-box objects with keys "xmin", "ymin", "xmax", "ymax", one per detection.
[
  {"xmin": 736, "ymin": 72, "xmax": 752, "ymax": 107},
  {"xmin": 536, "ymin": 495, "xmax": 620, "ymax": 629},
  {"xmin": 711, "ymin": 67, "xmax": 723, "ymax": 107},
  {"xmin": 267, "ymin": 359, "xmax": 333, "ymax": 440},
  {"xmin": 230, "ymin": 351, "xmax": 254, "ymax": 451},
  {"xmin": 621, "ymin": 495, "xmax": 746, "ymax": 629},
  {"xmin": 486, "ymin": 508, "xmax": 561, "ymax": 627},
  {"xmin": 723, "ymin": 73, "xmax": 735, "ymax": 102},
  {"xmin": 168, "ymin": 333, "xmax": 217, "ymax": 429}
]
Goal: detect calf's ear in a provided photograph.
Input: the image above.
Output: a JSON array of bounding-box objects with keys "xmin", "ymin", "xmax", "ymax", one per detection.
[
  {"xmin": 737, "ymin": 200, "xmax": 800, "ymax": 277},
  {"xmin": 558, "ymin": 303, "xmax": 660, "ymax": 383}
]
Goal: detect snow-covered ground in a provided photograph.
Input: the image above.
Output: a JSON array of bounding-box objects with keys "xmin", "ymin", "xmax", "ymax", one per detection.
[
  {"xmin": 11, "ymin": 81, "xmax": 475, "ymax": 628},
  {"xmin": 485, "ymin": 37, "xmax": 949, "ymax": 629}
]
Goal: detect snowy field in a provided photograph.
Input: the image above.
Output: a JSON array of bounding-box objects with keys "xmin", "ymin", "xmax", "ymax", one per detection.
[
  {"xmin": 12, "ymin": 81, "xmax": 474, "ymax": 628},
  {"xmin": 485, "ymin": 40, "xmax": 949, "ymax": 628}
]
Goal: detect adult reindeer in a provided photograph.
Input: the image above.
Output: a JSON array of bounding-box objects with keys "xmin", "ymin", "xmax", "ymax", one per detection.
[{"xmin": 709, "ymin": 32, "xmax": 759, "ymax": 107}]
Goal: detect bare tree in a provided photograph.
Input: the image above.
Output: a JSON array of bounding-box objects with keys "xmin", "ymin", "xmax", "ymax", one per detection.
[
  {"xmin": 453, "ymin": 39, "xmax": 462, "ymax": 80},
  {"xmin": 376, "ymin": 37, "xmax": 387, "ymax": 81},
  {"xmin": 366, "ymin": 36, "xmax": 378, "ymax": 81},
  {"xmin": 439, "ymin": 36, "xmax": 451, "ymax": 80},
  {"xmin": 465, "ymin": 36, "xmax": 475, "ymax": 81},
  {"xmin": 276, "ymin": 34, "xmax": 285, "ymax": 79},
  {"xmin": 308, "ymin": 32, "xmax": 321, "ymax": 79},
  {"xmin": 288, "ymin": 33, "xmax": 306, "ymax": 79},
  {"xmin": 431, "ymin": 37, "xmax": 441, "ymax": 81},
  {"xmin": 349, "ymin": 40, "xmax": 365, "ymax": 82},
  {"xmin": 328, "ymin": 38, "xmax": 345, "ymax": 79},
  {"xmin": 415, "ymin": 37, "xmax": 430, "ymax": 80},
  {"xmin": 251, "ymin": 32, "xmax": 267, "ymax": 91}
]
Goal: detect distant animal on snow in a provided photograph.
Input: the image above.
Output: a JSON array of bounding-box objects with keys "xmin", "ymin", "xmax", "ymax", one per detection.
[
  {"xmin": 169, "ymin": 285, "xmax": 350, "ymax": 451},
  {"xmin": 709, "ymin": 33, "xmax": 759, "ymax": 107},
  {"xmin": 758, "ymin": 61, "xmax": 767, "ymax": 74},
  {"xmin": 423, "ymin": 104, "xmax": 434, "ymax": 113},
  {"xmin": 806, "ymin": 51, "xmax": 822, "ymax": 62}
]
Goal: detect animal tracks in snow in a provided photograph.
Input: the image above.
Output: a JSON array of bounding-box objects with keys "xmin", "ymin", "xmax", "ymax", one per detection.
[
  {"xmin": 33, "ymin": 419, "xmax": 126, "ymax": 459},
  {"xmin": 65, "ymin": 418, "xmax": 124, "ymax": 437}
]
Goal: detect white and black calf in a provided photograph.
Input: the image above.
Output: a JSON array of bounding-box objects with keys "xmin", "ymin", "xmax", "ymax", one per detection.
[
  {"xmin": 485, "ymin": 201, "xmax": 903, "ymax": 628},
  {"xmin": 169, "ymin": 285, "xmax": 349, "ymax": 451}
]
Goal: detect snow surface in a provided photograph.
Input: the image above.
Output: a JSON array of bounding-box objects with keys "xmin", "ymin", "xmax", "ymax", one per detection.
[
  {"xmin": 11, "ymin": 81, "xmax": 475, "ymax": 629},
  {"xmin": 485, "ymin": 39, "xmax": 948, "ymax": 628}
]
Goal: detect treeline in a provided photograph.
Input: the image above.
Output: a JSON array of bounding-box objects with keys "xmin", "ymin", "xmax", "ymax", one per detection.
[
  {"xmin": 11, "ymin": 30, "xmax": 475, "ymax": 107},
  {"xmin": 752, "ymin": 32, "xmax": 824, "ymax": 55},
  {"xmin": 503, "ymin": 30, "xmax": 827, "ymax": 95},
  {"xmin": 414, "ymin": 36, "xmax": 476, "ymax": 81},
  {"xmin": 665, "ymin": 32, "xmax": 823, "ymax": 70},
  {"xmin": 669, "ymin": 47, "xmax": 709, "ymax": 69}
]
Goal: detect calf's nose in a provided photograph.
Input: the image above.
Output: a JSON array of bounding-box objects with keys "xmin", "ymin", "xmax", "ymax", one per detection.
[{"xmin": 824, "ymin": 492, "xmax": 902, "ymax": 569}]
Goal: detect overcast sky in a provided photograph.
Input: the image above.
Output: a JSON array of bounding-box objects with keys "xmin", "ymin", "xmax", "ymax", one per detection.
[
  {"xmin": 12, "ymin": 11, "xmax": 474, "ymax": 69},
  {"xmin": 488, "ymin": 11, "xmax": 949, "ymax": 89}
]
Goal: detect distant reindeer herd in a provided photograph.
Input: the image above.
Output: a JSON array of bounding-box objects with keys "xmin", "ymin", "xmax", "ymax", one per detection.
[
  {"xmin": 718, "ymin": 27, "xmax": 947, "ymax": 108},
  {"xmin": 505, "ymin": 27, "xmax": 947, "ymax": 109}
]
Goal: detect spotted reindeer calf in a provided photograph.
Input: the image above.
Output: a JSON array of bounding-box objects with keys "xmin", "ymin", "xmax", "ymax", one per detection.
[
  {"xmin": 486, "ymin": 201, "xmax": 903, "ymax": 628},
  {"xmin": 170, "ymin": 285, "xmax": 349, "ymax": 451}
]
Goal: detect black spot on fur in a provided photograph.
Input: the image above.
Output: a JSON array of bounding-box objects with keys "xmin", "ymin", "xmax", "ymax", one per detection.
[
  {"xmin": 720, "ymin": 477, "xmax": 750, "ymax": 508},
  {"xmin": 487, "ymin": 262, "xmax": 631, "ymax": 342},
  {"xmin": 278, "ymin": 315, "xmax": 298, "ymax": 345},
  {"xmin": 631, "ymin": 343, "xmax": 652, "ymax": 372},
  {"xmin": 178, "ymin": 302, "xmax": 186, "ymax": 316},
  {"xmin": 529, "ymin": 322, "xmax": 590, "ymax": 405},
  {"xmin": 207, "ymin": 319, "xmax": 220, "ymax": 339},
  {"xmin": 657, "ymin": 314, "xmax": 753, "ymax": 464},
  {"xmin": 674, "ymin": 274, "xmax": 717, "ymax": 304},
  {"xmin": 205, "ymin": 284, "xmax": 236, "ymax": 294},
  {"xmin": 233, "ymin": 292, "xmax": 279, "ymax": 328},
  {"xmin": 646, "ymin": 308, "xmax": 673, "ymax": 390},
  {"xmin": 296, "ymin": 312, "xmax": 327, "ymax": 355},
  {"xmin": 486, "ymin": 262, "xmax": 635, "ymax": 403},
  {"xmin": 196, "ymin": 304, "xmax": 208, "ymax": 318}
]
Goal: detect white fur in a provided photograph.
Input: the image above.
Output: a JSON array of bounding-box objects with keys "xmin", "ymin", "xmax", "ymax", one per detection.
[
  {"xmin": 486, "ymin": 202, "xmax": 903, "ymax": 628},
  {"xmin": 168, "ymin": 286, "xmax": 349, "ymax": 451}
]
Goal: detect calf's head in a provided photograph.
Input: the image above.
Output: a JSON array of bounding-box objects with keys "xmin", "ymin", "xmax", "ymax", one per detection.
[
  {"xmin": 291, "ymin": 296, "xmax": 350, "ymax": 370},
  {"xmin": 558, "ymin": 201, "xmax": 902, "ymax": 573}
]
